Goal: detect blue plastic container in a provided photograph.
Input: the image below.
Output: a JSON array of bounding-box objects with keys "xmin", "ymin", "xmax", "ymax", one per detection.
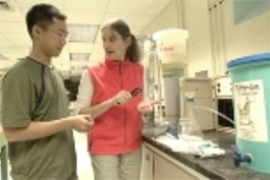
[{"xmin": 228, "ymin": 53, "xmax": 270, "ymax": 173}]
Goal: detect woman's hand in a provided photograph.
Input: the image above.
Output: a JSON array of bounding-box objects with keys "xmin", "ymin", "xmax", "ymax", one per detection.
[
  {"xmin": 137, "ymin": 100, "xmax": 161, "ymax": 115},
  {"xmin": 111, "ymin": 90, "xmax": 132, "ymax": 106}
]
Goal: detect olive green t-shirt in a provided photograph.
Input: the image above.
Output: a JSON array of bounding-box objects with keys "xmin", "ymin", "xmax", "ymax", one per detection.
[{"xmin": 1, "ymin": 57, "xmax": 77, "ymax": 180}]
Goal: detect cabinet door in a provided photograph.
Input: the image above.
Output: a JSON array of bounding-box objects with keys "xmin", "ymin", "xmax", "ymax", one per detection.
[
  {"xmin": 140, "ymin": 145, "xmax": 154, "ymax": 180},
  {"xmin": 154, "ymin": 153, "xmax": 198, "ymax": 180}
]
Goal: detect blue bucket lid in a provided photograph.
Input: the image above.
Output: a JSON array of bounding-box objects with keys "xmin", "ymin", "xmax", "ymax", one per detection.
[{"xmin": 228, "ymin": 53, "xmax": 270, "ymax": 68}]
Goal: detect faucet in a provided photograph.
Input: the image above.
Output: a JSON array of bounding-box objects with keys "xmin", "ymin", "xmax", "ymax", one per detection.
[
  {"xmin": 166, "ymin": 126, "xmax": 179, "ymax": 139},
  {"xmin": 231, "ymin": 145, "xmax": 252, "ymax": 167}
]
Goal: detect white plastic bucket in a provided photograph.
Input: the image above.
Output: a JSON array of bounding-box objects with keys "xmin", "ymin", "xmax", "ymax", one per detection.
[{"xmin": 153, "ymin": 29, "xmax": 189, "ymax": 64}]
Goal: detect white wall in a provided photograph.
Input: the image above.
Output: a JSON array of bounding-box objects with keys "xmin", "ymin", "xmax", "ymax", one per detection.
[
  {"xmin": 141, "ymin": 0, "xmax": 270, "ymax": 78},
  {"xmin": 141, "ymin": 0, "xmax": 183, "ymax": 35},
  {"xmin": 223, "ymin": 0, "xmax": 270, "ymax": 61},
  {"xmin": 140, "ymin": 0, "xmax": 212, "ymax": 77},
  {"xmin": 182, "ymin": 0, "xmax": 212, "ymax": 77}
]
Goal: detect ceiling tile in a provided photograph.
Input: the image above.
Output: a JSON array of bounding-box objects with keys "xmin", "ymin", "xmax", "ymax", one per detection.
[
  {"xmin": 65, "ymin": 11, "xmax": 104, "ymax": 24},
  {"xmin": 102, "ymin": 13, "xmax": 140, "ymax": 27},
  {"xmin": 64, "ymin": 0, "xmax": 109, "ymax": 12},
  {"xmin": 145, "ymin": 0, "xmax": 171, "ymax": 15},
  {"xmin": 94, "ymin": 30, "xmax": 103, "ymax": 44},
  {"xmin": 68, "ymin": 24, "xmax": 99, "ymax": 43},
  {"xmin": 89, "ymin": 54, "xmax": 104, "ymax": 62},
  {"xmin": 69, "ymin": 52, "xmax": 90, "ymax": 61},
  {"xmin": 17, "ymin": 0, "xmax": 64, "ymax": 9},
  {"xmin": 0, "ymin": 53, "xmax": 8, "ymax": 60},
  {"xmin": 130, "ymin": 26, "xmax": 144, "ymax": 34},
  {"xmin": 67, "ymin": 43, "xmax": 93, "ymax": 53},
  {"xmin": 4, "ymin": 33, "xmax": 31, "ymax": 47},
  {"xmin": 134, "ymin": 15, "xmax": 155, "ymax": 27},
  {"xmin": 0, "ymin": 22, "xmax": 27, "ymax": 33},
  {"xmin": 0, "ymin": 11, "xmax": 24, "ymax": 22},
  {"xmin": 91, "ymin": 46, "xmax": 104, "ymax": 55},
  {"xmin": 42, "ymin": 0, "xmax": 64, "ymax": 9},
  {"xmin": 108, "ymin": 0, "xmax": 152, "ymax": 14},
  {"xmin": 16, "ymin": 0, "xmax": 39, "ymax": 9},
  {"xmin": 0, "ymin": 0, "xmax": 172, "ymax": 66},
  {"xmin": 90, "ymin": 43, "xmax": 104, "ymax": 62},
  {"xmin": 0, "ymin": 34, "xmax": 13, "ymax": 48},
  {"xmin": 54, "ymin": 48, "xmax": 69, "ymax": 61},
  {"xmin": 0, "ymin": 48, "xmax": 28, "ymax": 60}
]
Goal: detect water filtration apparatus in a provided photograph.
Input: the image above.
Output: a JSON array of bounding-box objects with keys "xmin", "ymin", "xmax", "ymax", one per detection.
[{"xmin": 228, "ymin": 53, "xmax": 270, "ymax": 174}]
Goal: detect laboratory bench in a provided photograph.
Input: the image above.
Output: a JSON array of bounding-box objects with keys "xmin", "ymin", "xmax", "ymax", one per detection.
[{"xmin": 141, "ymin": 130, "xmax": 270, "ymax": 180}]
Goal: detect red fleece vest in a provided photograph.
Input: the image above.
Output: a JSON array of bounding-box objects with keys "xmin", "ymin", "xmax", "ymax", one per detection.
[{"xmin": 88, "ymin": 59, "xmax": 144, "ymax": 155}]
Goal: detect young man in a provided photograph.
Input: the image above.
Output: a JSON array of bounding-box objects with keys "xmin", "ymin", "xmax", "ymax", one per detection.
[{"xmin": 0, "ymin": 4, "xmax": 93, "ymax": 180}]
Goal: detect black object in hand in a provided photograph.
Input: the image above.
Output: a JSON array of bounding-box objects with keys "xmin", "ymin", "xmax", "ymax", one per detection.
[
  {"xmin": 130, "ymin": 87, "xmax": 142, "ymax": 97},
  {"xmin": 116, "ymin": 88, "xmax": 142, "ymax": 105}
]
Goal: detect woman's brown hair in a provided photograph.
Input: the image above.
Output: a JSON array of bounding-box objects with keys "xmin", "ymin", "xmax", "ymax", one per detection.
[{"xmin": 102, "ymin": 18, "xmax": 141, "ymax": 62}]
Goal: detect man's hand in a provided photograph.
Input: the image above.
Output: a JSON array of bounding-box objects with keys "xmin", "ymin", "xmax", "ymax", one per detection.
[{"xmin": 65, "ymin": 115, "xmax": 94, "ymax": 133}]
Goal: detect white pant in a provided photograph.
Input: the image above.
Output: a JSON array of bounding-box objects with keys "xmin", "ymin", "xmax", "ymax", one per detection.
[{"xmin": 91, "ymin": 148, "xmax": 142, "ymax": 180}]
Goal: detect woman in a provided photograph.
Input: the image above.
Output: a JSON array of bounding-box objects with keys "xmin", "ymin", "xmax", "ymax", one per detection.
[{"xmin": 77, "ymin": 18, "xmax": 157, "ymax": 180}]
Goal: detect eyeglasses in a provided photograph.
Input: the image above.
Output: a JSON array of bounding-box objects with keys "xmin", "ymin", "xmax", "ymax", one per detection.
[{"xmin": 48, "ymin": 29, "xmax": 69, "ymax": 39}]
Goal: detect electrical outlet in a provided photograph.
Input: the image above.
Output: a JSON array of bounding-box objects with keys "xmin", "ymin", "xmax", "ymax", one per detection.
[{"xmin": 215, "ymin": 76, "xmax": 232, "ymax": 97}]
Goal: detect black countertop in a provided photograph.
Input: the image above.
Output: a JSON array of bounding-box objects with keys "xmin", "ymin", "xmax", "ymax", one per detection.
[{"xmin": 143, "ymin": 130, "xmax": 270, "ymax": 180}]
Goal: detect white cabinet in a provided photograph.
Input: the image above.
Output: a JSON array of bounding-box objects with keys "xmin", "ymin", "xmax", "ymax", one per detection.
[
  {"xmin": 141, "ymin": 144, "xmax": 154, "ymax": 180},
  {"xmin": 154, "ymin": 153, "xmax": 199, "ymax": 180},
  {"xmin": 141, "ymin": 143, "xmax": 209, "ymax": 180}
]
